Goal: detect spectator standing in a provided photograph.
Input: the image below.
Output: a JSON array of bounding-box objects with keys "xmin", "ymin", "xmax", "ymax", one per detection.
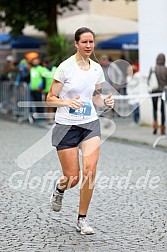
[
  {"xmin": 99, "ymin": 54, "xmax": 122, "ymax": 127},
  {"xmin": 41, "ymin": 58, "xmax": 57, "ymax": 123},
  {"xmin": 0, "ymin": 55, "xmax": 16, "ymax": 81},
  {"xmin": 99, "ymin": 54, "xmax": 122, "ymax": 94},
  {"xmin": 30, "ymin": 57, "xmax": 49, "ymax": 116},
  {"xmin": 126, "ymin": 65, "xmax": 141, "ymax": 125},
  {"xmin": 148, "ymin": 53, "xmax": 167, "ymax": 135},
  {"xmin": 15, "ymin": 59, "xmax": 29, "ymax": 86}
]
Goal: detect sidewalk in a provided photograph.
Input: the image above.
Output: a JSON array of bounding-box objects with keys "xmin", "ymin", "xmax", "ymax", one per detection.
[
  {"xmin": 100, "ymin": 117, "xmax": 167, "ymax": 149},
  {"xmin": 39, "ymin": 116, "xmax": 167, "ymax": 149}
]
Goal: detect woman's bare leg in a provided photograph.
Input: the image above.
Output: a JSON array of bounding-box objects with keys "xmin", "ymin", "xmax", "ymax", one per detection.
[
  {"xmin": 57, "ymin": 146, "xmax": 80, "ymax": 190},
  {"xmin": 79, "ymin": 136, "xmax": 100, "ymax": 215}
]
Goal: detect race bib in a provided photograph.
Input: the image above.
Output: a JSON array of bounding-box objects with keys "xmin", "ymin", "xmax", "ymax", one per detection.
[{"xmin": 69, "ymin": 102, "xmax": 92, "ymax": 116}]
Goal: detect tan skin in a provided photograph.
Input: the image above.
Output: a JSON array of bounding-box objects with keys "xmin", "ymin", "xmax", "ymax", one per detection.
[{"xmin": 47, "ymin": 32, "xmax": 114, "ymax": 216}]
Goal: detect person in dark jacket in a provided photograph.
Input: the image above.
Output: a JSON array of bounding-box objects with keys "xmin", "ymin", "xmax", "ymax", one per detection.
[{"xmin": 148, "ymin": 53, "xmax": 167, "ymax": 135}]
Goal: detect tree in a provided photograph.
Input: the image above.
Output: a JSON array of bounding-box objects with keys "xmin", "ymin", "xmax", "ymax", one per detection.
[
  {"xmin": 47, "ymin": 34, "xmax": 74, "ymax": 66},
  {"xmin": 0, "ymin": 0, "xmax": 136, "ymax": 37},
  {"xmin": 0, "ymin": 0, "xmax": 137, "ymax": 66},
  {"xmin": 0, "ymin": 0, "xmax": 82, "ymax": 37}
]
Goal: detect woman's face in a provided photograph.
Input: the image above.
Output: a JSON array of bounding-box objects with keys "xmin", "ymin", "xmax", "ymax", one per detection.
[{"xmin": 75, "ymin": 32, "xmax": 95, "ymax": 58}]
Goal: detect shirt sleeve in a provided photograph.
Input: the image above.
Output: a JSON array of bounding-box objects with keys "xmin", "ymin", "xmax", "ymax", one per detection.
[
  {"xmin": 97, "ymin": 65, "xmax": 105, "ymax": 84},
  {"xmin": 53, "ymin": 63, "xmax": 66, "ymax": 84}
]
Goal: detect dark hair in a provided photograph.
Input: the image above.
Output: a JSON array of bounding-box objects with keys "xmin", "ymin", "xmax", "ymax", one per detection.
[
  {"xmin": 156, "ymin": 53, "xmax": 166, "ymax": 66},
  {"xmin": 74, "ymin": 27, "xmax": 95, "ymax": 42}
]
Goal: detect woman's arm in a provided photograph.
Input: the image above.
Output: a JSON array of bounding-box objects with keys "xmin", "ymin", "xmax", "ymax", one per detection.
[
  {"xmin": 92, "ymin": 84, "xmax": 115, "ymax": 108},
  {"xmin": 46, "ymin": 79, "xmax": 65, "ymax": 107},
  {"xmin": 46, "ymin": 79, "xmax": 83, "ymax": 110}
]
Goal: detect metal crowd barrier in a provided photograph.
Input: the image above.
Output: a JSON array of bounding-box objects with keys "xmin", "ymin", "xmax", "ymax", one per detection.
[
  {"xmin": 0, "ymin": 81, "xmax": 33, "ymax": 123},
  {"xmin": 0, "ymin": 80, "xmax": 132, "ymax": 123},
  {"xmin": 1, "ymin": 80, "xmax": 166, "ymax": 148}
]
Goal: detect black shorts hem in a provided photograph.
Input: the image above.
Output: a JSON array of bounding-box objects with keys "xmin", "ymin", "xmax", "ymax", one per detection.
[
  {"xmin": 52, "ymin": 119, "xmax": 101, "ymax": 151},
  {"xmin": 56, "ymin": 144, "xmax": 78, "ymax": 151}
]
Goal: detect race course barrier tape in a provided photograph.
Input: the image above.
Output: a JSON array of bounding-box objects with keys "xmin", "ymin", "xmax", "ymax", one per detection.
[
  {"xmin": 17, "ymin": 92, "xmax": 164, "ymax": 107},
  {"xmin": 112, "ymin": 92, "xmax": 163, "ymax": 100}
]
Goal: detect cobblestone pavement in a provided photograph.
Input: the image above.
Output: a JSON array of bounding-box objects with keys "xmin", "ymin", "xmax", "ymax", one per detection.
[{"xmin": 0, "ymin": 119, "xmax": 167, "ymax": 252}]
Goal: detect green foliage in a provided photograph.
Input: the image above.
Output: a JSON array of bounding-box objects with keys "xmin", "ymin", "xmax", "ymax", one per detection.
[
  {"xmin": 47, "ymin": 34, "xmax": 74, "ymax": 66},
  {"xmin": 0, "ymin": 0, "xmax": 81, "ymax": 37}
]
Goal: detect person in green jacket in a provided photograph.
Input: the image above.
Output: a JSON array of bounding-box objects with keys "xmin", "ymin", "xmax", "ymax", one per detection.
[
  {"xmin": 41, "ymin": 58, "xmax": 57, "ymax": 123},
  {"xmin": 30, "ymin": 57, "xmax": 50, "ymax": 116}
]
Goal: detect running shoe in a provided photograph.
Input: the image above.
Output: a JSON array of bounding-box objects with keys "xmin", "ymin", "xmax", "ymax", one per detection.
[
  {"xmin": 76, "ymin": 217, "xmax": 94, "ymax": 235},
  {"xmin": 50, "ymin": 180, "xmax": 64, "ymax": 212}
]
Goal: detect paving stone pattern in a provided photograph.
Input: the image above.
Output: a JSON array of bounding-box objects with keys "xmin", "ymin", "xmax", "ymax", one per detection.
[{"xmin": 0, "ymin": 120, "xmax": 167, "ymax": 252}]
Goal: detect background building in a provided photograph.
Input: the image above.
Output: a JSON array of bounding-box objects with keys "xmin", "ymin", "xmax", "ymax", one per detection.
[
  {"xmin": 58, "ymin": 0, "xmax": 138, "ymax": 62},
  {"xmin": 61, "ymin": 0, "xmax": 138, "ymax": 21}
]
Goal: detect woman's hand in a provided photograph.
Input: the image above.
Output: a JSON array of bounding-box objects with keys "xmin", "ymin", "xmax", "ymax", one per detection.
[
  {"xmin": 66, "ymin": 95, "xmax": 83, "ymax": 110},
  {"xmin": 104, "ymin": 94, "xmax": 115, "ymax": 108}
]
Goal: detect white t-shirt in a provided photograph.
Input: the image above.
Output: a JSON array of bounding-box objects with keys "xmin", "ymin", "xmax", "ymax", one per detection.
[{"xmin": 53, "ymin": 55, "xmax": 105, "ymax": 125}]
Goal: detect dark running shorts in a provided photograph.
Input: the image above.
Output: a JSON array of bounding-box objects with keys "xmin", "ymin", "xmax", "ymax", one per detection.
[{"xmin": 52, "ymin": 119, "xmax": 101, "ymax": 151}]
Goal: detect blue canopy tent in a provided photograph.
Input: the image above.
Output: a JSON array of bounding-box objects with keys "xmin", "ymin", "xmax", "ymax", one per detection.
[
  {"xmin": 0, "ymin": 34, "xmax": 46, "ymax": 49},
  {"xmin": 97, "ymin": 33, "xmax": 138, "ymax": 50}
]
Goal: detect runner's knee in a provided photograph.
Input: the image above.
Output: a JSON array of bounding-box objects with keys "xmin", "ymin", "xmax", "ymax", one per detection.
[{"xmin": 66, "ymin": 175, "xmax": 79, "ymax": 188}]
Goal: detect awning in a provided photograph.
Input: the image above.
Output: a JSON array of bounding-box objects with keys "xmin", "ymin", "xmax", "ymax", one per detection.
[
  {"xmin": 57, "ymin": 14, "xmax": 138, "ymax": 36},
  {"xmin": 0, "ymin": 34, "xmax": 46, "ymax": 49},
  {"xmin": 96, "ymin": 33, "xmax": 138, "ymax": 50}
]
